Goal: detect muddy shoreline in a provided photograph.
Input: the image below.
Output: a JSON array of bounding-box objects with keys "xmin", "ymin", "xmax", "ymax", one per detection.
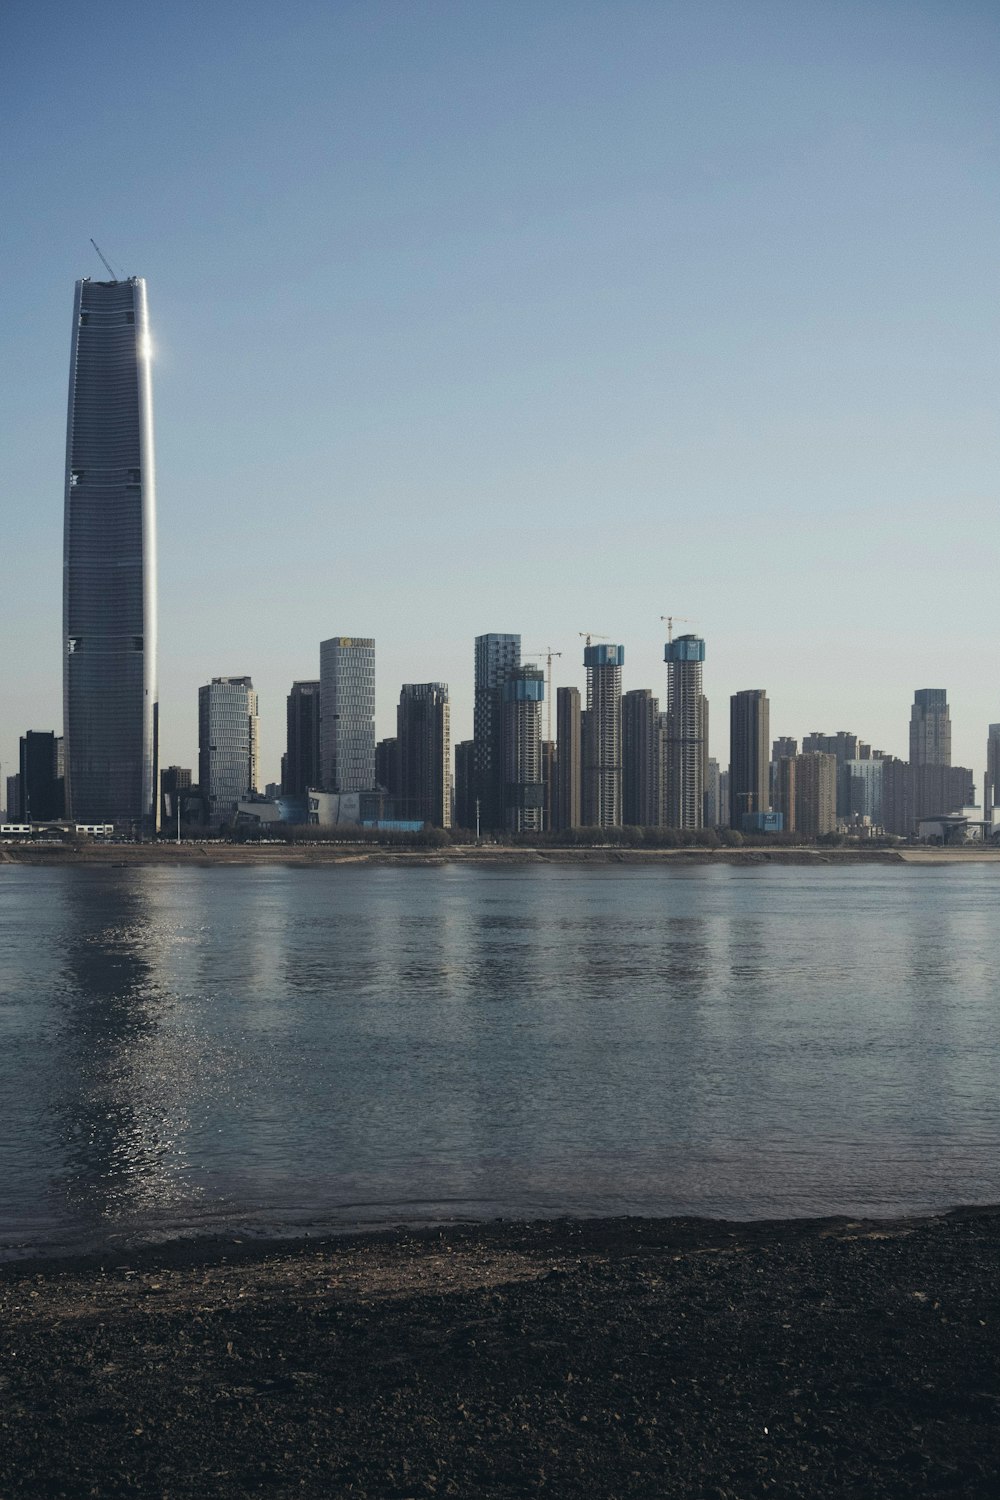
[{"xmin": 3, "ymin": 1208, "xmax": 999, "ymax": 1496}]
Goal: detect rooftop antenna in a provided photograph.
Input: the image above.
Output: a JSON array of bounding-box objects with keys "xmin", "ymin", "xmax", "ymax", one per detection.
[{"xmin": 90, "ymin": 239, "xmax": 121, "ymax": 281}]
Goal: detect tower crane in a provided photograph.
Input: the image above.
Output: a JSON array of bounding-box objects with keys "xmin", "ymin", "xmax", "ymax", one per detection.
[
  {"xmin": 525, "ymin": 648, "xmax": 563, "ymax": 746},
  {"xmin": 660, "ymin": 615, "xmax": 696, "ymax": 644},
  {"xmin": 90, "ymin": 239, "xmax": 121, "ymax": 281},
  {"xmin": 577, "ymin": 631, "xmax": 613, "ymax": 648}
]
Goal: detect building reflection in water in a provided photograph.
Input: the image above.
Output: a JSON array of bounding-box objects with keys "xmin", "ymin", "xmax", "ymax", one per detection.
[{"xmin": 53, "ymin": 867, "xmax": 200, "ymax": 1231}]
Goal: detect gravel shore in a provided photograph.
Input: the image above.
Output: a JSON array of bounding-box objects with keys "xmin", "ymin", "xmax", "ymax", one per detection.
[{"xmin": 3, "ymin": 1210, "xmax": 999, "ymax": 1497}]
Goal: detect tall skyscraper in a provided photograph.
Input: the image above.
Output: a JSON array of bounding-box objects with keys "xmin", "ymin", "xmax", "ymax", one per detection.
[
  {"xmin": 986, "ymin": 724, "xmax": 1000, "ymax": 821},
  {"xmin": 397, "ymin": 683, "xmax": 451, "ymax": 827},
  {"xmin": 501, "ymin": 665, "xmax": 545, "ymax": 833},
  {"xmin": 474, "ymin": 633, "xmax": 520, "ymax": 831},
  {"xmin": 729, "ymin": 689, "xmax": 770, "ymax": 828},
  {"xmin": 198, "ymin": 677, "xmax": 259, "ymax": 824},
  {"xmin": 285, "ymin": 680, "xmax": 321, "ymax": 796},
  {"xmin": 319, "ymin": 637, "xmax": 375, "ymax": 792},
  {"xmin": 582, "ymin": 643, "xmax": 624, "ymax": 827},
  {"xmin": 663, "ymin": 634, "xmax": 706, "ymax": 830},
  {"xmin": 622, "ymin": 688, "xmax": 661, "ymax": 827},
  {"xmin": 64, "ymin": 275, "xmax": 158, "ymax": 832},
  {"xmin": 910, "ymin": 690, "xmax": 951, "ymax": 767},
  {"xmin": 454, "ymin": 740, "xmax": 476, "ymax": 831},
  {"xmin": 554, "ymin": 686, "xmax": 581, "ymax": 832}
]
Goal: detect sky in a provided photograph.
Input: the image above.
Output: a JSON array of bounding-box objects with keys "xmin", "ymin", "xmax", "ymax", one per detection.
[{"xmin": 2, "ymin": 0, "xmax": 998, "ymax": 792}]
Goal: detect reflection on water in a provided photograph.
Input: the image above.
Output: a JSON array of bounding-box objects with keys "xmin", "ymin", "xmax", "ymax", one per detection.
[{"xmin": 2, "ymin": 861, "xmax": 1000, "ymax": 1258}]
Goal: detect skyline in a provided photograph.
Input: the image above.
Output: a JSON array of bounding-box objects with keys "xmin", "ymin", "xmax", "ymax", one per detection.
[{"xmin": 3, "ymin": 1, "xmax": 999, "ymax": 784}]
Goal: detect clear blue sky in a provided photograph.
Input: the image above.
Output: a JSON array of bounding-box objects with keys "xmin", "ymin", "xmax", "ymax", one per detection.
[{"xmin": 3, "ymin": 0, "xmax": 998, "ymax": 790}]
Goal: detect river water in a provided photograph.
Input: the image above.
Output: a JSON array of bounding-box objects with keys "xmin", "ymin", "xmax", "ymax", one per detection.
[{"xmin": 2, "ymin": 861, "xmax": 999, "ymax": 1258}]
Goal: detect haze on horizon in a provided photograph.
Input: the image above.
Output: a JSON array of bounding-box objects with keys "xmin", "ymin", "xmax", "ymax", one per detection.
[{"xmin": 2, "ymin": 0, "xmax": 998, "ymax": 789}]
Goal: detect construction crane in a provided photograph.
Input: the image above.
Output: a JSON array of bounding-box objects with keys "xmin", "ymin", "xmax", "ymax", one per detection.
[
  {"xmin": 526, "ymin": 648, "xmax": 563, "ymax": 746},
  {"xmin": 90, "ymin": 239, "xmax": 121, "ymax": 281},
  {"xmin": 660, "ymin": 615, "xmax": 696, "ymax": 644},
  {"xmin": 577, "ymin": 631, "xmax": 613, "ymax": 648}
]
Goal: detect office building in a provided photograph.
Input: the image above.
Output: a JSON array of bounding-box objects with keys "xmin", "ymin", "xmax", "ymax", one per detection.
[
  {"xmin": 319, "ymin": 637, "xmax": 375, "ymax": 792},
  {"xmin": 396, "ymin": 683, "xmax": 451, "ymax": 827},
  {"xmin": 501, "ymin": 665, "xmax": 545, "ymax": 833},
  {"xmin": 375, "ymin": 737, "xmax": 399, "ymax": 797},
  {"xmin": 18, "ymin": 732, "xmax": 63, "ymax": 820},
  {"xmin": 474, "ymin": 633, "xmax": 520, "ymax": 831},
  {"xmin": 622, "ymin": 689, "xmax": 661, "ymax": 827},
  {"xmin": 663, "ymin": 634, "xmax": 706, "ymax": 830},
  {"xmin": 454, "ymin": 740, "xmax": 475, "ymax": 831},
  {"xmin": 285, "ymin": 680, "xmax": 321, "ymax": 796},
  {"xmin": 795, "ymin": 751, "xmax": 837, "ymax": 837},
  {"xmin": 160, "ymin": 765, "xmax": 192, "ymax": 827},
  {"xmin": 554, "ymin": 686, "xmax": 581, "ymax": 832},
  {"xmin": 986, "ymin": 724, "xmax": 1000, "ymax": 820},
  {"xmin": 910, "ymin": 689, "xmax": 951, "ymax": 767},
  {"xmin": 198, "ymin": 677, "xmax": 259, "ymax": 825},
  {"xmin": 729, "ymin": 690, "xmax": 770, "ymax": 827},
  {"xmin": 6, "ymin": 774, "xmax": 21, "ymax": 822},
  {"xmin": 63, "ymin": 275, "xmax": 158, "ymax": 832},
  {"xmin": 582, "ymin": 643, "xmax": 624, "ymax": 827}
]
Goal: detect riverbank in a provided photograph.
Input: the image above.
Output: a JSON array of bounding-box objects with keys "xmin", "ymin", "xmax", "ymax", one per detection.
[
  {"xmin": 2, "ymin": 1209, "xmax": 998, "ymax": 1497},
  {"xmin": 3, "ymin": 839, "xmax": 999, "ymax": 867}
]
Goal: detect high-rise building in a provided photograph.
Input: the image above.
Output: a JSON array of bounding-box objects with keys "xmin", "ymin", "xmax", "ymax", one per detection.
[
  {"xmin": 729, "ymin": 690, "xmax": 770, "ymax": 828},
  {"xmin": 501, "ymin": 665, "xmax": 545, "ymax": 833},
  {"xmin": 662, "ymin": 634, "xmax": 706, "ymax": 830},
  {"xmin": 160, "ymin": 765, "xmax": 192, "ymax": 827},
  {"xmin": 774, "ymin": 756, "xmax": 797, "ymax": 833},
  {"xmin": 18, "ymin": 732, "xmax": 63, "ymax": 820},
  {"xmin": 6, "ymin": 774, "xmax": 22, "ymax": 822},
  {"xmin": 622, "ymin": 689, "xmax": 661, "ymax": 827},
  {"xmin": 375, "ymin": 737, "xmax": 399, "ymax": 797},
  {"xmin": 910, "ymin": 690, "xmax": 951, "ymax": 767},
  {"xmin": 555, "ymin": 686, "xmax": 581, "ymax": 833},
  {"xmin": 319, "ymin": 637, "xmax": 375, "ymax": 792},
  {"xmin": 844, "ymin": 758, "xmax": 883, "ymax": 825},
  {"xmin": 474, "ymin": 633, "xmax": 520, "ymax": 831},
  {"xmin": 63, "ymin": 275, "xmax": 158, "ymax": 832},
  {"xmin": 454, "ymin": 740, "xmax": 476, "ymax": 831},
  {"xmin": 794, "ymin": 751, "xmax": 837, "ymax": 836},
  {"xmin": 285, "ymin": 681, "xmax": 321, "ymax": 796},
  {"xmin": 396, "ymin": 683, "xmax": 451, "ymax": 827},
  {"xmin": 582, "ymin": 643, "xmax": 624, "ymax": 827},
  {"xmin": 802, "ymin": 731, "xmax": 863, "ymax": 818},
  {"xmin": 986, "ymin": 724, "xmax": 1000, "ymax": 821},
  {"xmin": 705, "ymin": 757, "xmax": 722, "ymax": 828},
  {"xmin": 772, "ymin": 736, "xmax": 798, "ymax": 762},
  {"xmin": 198, "ymin": 677, "xmax": 259, "ymax": 825}
]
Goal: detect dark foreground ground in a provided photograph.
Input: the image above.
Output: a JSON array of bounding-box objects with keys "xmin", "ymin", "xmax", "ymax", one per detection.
[{"xmin": 2, "ymin": 1210, "xmax": 999, "ymax": 1498}]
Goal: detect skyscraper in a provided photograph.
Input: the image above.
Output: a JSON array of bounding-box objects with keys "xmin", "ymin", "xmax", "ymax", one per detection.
[
  {"xmin": 621, "ymin": 688, "xmax": 661, "ymax": 827},
  {"xmin": 285, "ymin": 680, "xmax": 321, "ymax": 796},
  {"xmin": 319, "ymin": 637, "xmax": 376, "ymax": 792},
  {"xmin": 397, "ymin": 683, "xmax": 451, "ymax": 827},
  {"xmin": 63, "ymin": 276, "xmax": 158, "ymax": 832},
  {"xmin": 474, "ymin": 633, "xmax": 520, "ymax": 831},
  {"xmin": 198, "ymin": 677, "xmax": 259, "ymax": 824},
  {"xmin": 555, "ymin": 686, "xmax": 581, "ymax": 833},
  {"xmin": 986, "ymin": 724, "xmax": 1000, "ymax": 821},
  {"xmin": 729, "ymin": 690, "xmax": 770, "ymax": 828},
  {"xmin": 501, "ymin": 665, "xmax": 545, "ymax": 833},
  {"xmin": 662, "ymin": 634, "xmax": 706, "ymax": 830},
  {"xmin": 794, "ymin": 751, "xmax": 837, "ymax": 836},
  {"xmin": 18, "ymin": 731, "xmax": 63, "ymax": 820},
  {"xmin": 910, "ymin": 689, "xmax": 951, "ymax": 766},
  {"xmin": 582, "ymin": 643, "xmax": 624, "ymax": 827}
]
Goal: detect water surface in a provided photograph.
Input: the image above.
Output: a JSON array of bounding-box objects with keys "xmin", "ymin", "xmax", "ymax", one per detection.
[{"xmin": 2, "ymin": 862, "xmax": 998, "ymax": 1258}]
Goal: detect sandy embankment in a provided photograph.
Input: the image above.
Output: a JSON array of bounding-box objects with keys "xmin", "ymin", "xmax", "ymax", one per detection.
[{"xmin": 2, "ymin": 1210, "xmax": 999, "ymax": 1497}]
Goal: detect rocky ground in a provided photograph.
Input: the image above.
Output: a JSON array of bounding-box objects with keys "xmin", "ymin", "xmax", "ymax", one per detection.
[{"xmin": 2, "ymin": 1210, "xmax": 999, "ymax": 1498}]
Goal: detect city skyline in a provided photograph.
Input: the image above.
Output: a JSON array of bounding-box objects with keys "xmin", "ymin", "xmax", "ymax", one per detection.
[{"xmin": 3, "ymin": 3, "xmax": 999, "ymax": 785}]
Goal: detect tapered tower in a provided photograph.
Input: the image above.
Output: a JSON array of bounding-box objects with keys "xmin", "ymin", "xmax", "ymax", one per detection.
[{"xmin": 63, "ymin": 276, "xmax": 158, "ymax": 831}]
